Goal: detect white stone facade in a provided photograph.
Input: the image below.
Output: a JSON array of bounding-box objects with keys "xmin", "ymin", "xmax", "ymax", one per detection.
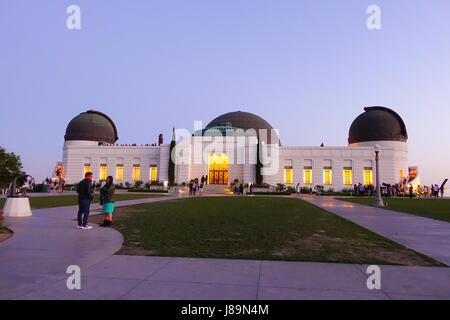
[
  {"xmin": 62, "ymin": 108, "xmax": 411, "ymax": 190},
  {"xmin": 63, "ymin": 136, "xmax": 409, "ymax": 191},
  {"xmin": 63, "ymin": 140, "xmax": 170, "ymax": 184}
]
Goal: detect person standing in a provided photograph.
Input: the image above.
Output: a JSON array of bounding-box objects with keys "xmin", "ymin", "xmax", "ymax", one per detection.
[
  {"xmin": 189, "ymin": 181, "xmax": 193, "ymax": 195},
  {"xmin": 100, "ymin": 176, "xmax": 115, "ymax": 227},
  {"xmin": 76, "ymin": 172, "xmax": 94, "ymax": 230}
]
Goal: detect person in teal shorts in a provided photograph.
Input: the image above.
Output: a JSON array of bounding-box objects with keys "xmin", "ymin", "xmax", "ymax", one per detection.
[{"xmin": 100, "ymin": 176, "xmax": 115, "ymax": 227}]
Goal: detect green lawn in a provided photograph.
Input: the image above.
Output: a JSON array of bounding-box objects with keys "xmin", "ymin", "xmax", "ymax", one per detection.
[
  {"xmin": 0, "ymin": 193, "xmax": 166, "ymax": 209},
  {"xmin": 336, "ymin": 197, "xmax": 450, "ymax": 223},
  {"xmin": 90, "ymin": 196, "xmax": 441, "ymax": 266}
]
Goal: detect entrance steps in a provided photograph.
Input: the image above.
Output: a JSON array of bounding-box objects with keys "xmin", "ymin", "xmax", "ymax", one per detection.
[{"xmin": 202, "ymin": 184, "xmax": 230, "ymax": 194}]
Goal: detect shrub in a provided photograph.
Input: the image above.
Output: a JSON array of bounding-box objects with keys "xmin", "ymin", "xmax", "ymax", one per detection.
[
  {"xmin": 127, "ymin": 188, "xmax": 168, "ymax": 193},
  {"xmin": 276, "ymin": 183, "xmax": 286, "ymax": 192},
  {"xmin": 134, "ymin": 180, "xmax": 144, "ymax": 188},
  {"xmin": 287, "ymin": 186, "xmax": 296, "ymax": 194},
  {"xmin": 32, "ymin": 184, "xmax": 45, "ymax": 192},
  {"xmin": 300, "ymin": 187, "xmax": 312, "ymax": 194},
  {"xmin": 124, "ymin": 182, "xmax": 132, "ymax": 189},
  {"xmin": 314, "ymin": 185, "xmax": 324, "ymax": 193},
  {"xmin": 252, "ymin": 183, "xmax": 270, "ymax": 188},
  {"xmin": 326, "ymin": 188, "xmax": 334, "ymax": 193},
  {"xmin": 253, "ymin": 191, "xmax": 292, "ymax": 195}
]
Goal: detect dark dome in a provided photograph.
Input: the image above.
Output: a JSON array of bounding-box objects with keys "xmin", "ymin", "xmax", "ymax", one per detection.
[
  {"xmin": 205, "ymin": 111, "xmax": 279, "ymax": 144},
  {"xmin": 65, "ymin": 110, "xmax": 118, "ymax": 143},
  {"xmin": 348, "ymin": 106, "xmax": 407, "ymax": 144}
]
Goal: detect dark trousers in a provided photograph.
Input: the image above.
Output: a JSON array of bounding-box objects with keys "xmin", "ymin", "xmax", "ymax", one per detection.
[{"xmin": 77, "ymin": 199, "xmax": 91, "ymax": 227}]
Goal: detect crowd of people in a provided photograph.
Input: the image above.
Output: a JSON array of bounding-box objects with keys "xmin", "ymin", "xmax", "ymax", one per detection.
[
  {"xmin": 350, "ymin": 182, "xmax": 446, "ymax": 198},
  {"xmin": 415, "ymin": 184, "xmax": 444, "ymax": 198},
  {"xmin": 44, "ymin": 177, "xmax": 66, "ymax": 193},
  {"xmin": 188, "ymin": 175, "xmax": 208, "ymax": 196}
]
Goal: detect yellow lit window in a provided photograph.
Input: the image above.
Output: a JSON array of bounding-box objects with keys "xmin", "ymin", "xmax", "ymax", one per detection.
[
  {"xmin": 284, "ymin": 168, "xmax": 293, "ymax": 184},
  {"xmin": 343, "ymin": 168, "xmax": 352, "ymax": 185},
  {"xmin": 99, "ymin": 164, "xmax": 107, "ymax": 181},
  {"xmin": 323, "ymin": 168, "xmax": 332, "ymax": 185},
  {"xmin": 83, "ymin": 164, "xmax": 91, "ymax": 177},
  {"xmin": 303, "ymin": 168, "xmax": 312, "ymax": 184},
  {"xmin": 400, "ymin": 169, "xmax": 403, "ymax": 181},
  {"xmin": 116, "ymin": 165, "xmax": 123, "ymax": 181},
  {"xmin": 149, "ymin": 165, "xmax": 158, "ymax": 182},
  {"xmin": 132, "ymin": 165, "xmax": 140, "ymax": 181},
  {"xmin": 363, "ymin": 168, "xmax": 373, "ymax": 185}
]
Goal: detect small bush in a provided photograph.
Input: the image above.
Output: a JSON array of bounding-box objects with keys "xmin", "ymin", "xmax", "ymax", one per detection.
[
  {"xmin": 134, "ymin": 180, "xmax": 144, "ymax": 188},
  {"xmin": 287, "ymin": 186, "xmax": 296, "ymax": 194},
  {"xmin": 252, "ymin": 183, "xmax": 270, "ymax": 188},
  {"xmin": 127, "ymin": 188, "xmax": 168, "ymax": 193},
  {"xmin": 314, "ymin": 185, "xmax": 324, "ymax": 193},
  {"xmin": 253, "ymin": 191, "xmax": 292, "ymax": 195},
  {"xmin": 300, "ymin": 187, "xmax": 312, "ymax": 194}
]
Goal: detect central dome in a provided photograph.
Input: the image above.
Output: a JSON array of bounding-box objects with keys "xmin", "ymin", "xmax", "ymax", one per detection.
[{"xmin": 205, "ymin": 111, "xmax": 279, "ymax": 144}]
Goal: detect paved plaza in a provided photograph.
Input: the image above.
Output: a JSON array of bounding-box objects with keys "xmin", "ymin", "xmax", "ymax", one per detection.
[{"xmin": 0, "ymin": 195, "xmax": 449, "ymax": 300}]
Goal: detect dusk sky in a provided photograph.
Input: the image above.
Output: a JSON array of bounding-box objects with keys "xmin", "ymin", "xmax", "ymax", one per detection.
[{"xmin": 1, "ymin": 0, "xmax": 449, "ymax": 185}]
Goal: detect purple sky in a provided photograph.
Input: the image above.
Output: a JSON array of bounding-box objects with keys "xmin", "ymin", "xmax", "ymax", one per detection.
[{"xmin": 1, "ymin": 0, "xmax": 449, "ymax": 185}]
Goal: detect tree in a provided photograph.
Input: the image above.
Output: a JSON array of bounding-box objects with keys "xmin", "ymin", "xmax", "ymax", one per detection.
[
  {"xmin": 0, "ymin": 147, "xmax": 24, "ymax": 189},
  {"xmin": 168, "ymin": 127, "xmax": 176, "ymax": 184},
  {"xmin": 256, "ymin": 140, "xmax": 263, "ymax": 185}
]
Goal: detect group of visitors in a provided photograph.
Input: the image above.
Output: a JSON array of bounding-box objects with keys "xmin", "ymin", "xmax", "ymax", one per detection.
[
  {"xmin": 233, "ymin": 183, "xmax": 244, "ymax": 195},
  {"xmin": 352, "ymin": 182, "xmax": 446, "ymax": 198},
  {"xmin": 353, "ymin": 183, "xmax": 376, "ymax": 196},
  {"xmin": 44, "ymin": 177, "xmax": 65, "ymax": 193},
  {"xmin": 188, "ymin": 174, "xmax": 209, "ymax": 196},
  {"xmin": 416, "ymin": 184, "xmax": 444, "ymax": 198},
  {"xmin": 188, "ymin": 179, "xmax": 203, "ymax": 196},
  {"xmin": 76, "ymin": 172, "xmax": 115, "ymax": 230}
]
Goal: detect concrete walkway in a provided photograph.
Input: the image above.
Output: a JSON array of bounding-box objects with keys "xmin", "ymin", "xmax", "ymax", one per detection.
[
  {"xmin": 1, "ymin": 194, "xmax": 449, "ymax": 300},
  {"xmin": 301, "ymin": 195, "xmax": 450, "ymax": 266}
]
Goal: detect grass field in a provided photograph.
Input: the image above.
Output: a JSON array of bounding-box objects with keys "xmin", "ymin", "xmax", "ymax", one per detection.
[
  {"xmin": 0, "ymin": 193, "xmax": 166, "ymax": 209},
  {"xmin": 336, "ymin": 197, "xmax": 450, "ymax": 223},
  {"xmin": 90, "ymin": 196, "xmax": 441, "ymax": 266}
]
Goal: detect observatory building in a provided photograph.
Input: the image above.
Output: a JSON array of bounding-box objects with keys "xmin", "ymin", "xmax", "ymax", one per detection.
[{"xmin": 62, "ymin": 107, "xmax": 414, "ymax": 190}]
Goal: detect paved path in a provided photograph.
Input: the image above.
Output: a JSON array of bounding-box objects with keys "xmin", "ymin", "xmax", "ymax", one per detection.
[
  {"xmin": 0, "ymin": 195, "xmax": 179, "ymax": 299},
  {"xmin": 1, "ymin": 194, "xmax": 449, "ymax": 300},
  {"xmin": 300, "ymin": 195, "xmax": 450, "ymax": 266}
]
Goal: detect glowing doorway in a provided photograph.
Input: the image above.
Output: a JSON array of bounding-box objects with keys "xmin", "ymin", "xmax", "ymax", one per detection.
[{"xmin": 208, "ymin": 154, "xmax": 228, "ymax": 184}]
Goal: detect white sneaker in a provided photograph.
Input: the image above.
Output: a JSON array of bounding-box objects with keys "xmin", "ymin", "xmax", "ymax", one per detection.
[
  {"xmin": 76, "ymin": 225, "xmax": 83, "ymax": 229},
  {"xmin": 81, "ymin": 225, "xmax": 93, "ymax": 230}
]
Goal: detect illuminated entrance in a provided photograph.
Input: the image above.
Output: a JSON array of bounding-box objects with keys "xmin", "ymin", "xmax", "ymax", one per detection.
[{"xmin": 208, "ymin": 154, "xmax": 228, "ymax": 184}]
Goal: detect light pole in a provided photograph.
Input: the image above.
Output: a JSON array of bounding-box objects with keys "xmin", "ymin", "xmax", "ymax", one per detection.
[{"xmin": 374, "ymin": 144, "xmax": 384, "ymax": 207}]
